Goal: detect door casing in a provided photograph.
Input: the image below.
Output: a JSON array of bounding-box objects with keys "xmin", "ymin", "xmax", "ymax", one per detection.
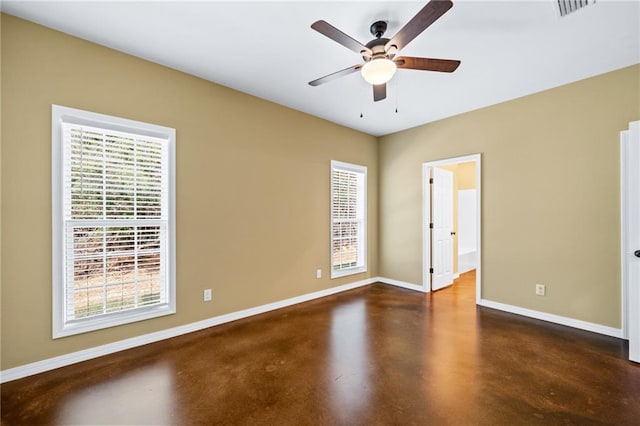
[{"xmin": 621, "ymin": 121, "xmax": 640, "ymax": 363}]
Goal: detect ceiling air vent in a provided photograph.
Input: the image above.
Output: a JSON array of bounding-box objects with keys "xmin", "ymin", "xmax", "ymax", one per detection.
[{"xmin": 557, "ymin": 0, "xmax": 595, "ymax": 17}]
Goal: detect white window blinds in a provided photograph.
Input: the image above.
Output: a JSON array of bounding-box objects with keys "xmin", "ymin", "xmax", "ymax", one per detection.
[
  {"xmin": 331, "ymin": 161, "xmax": 367, "ymax": 278},
  {"xmin": 53, "ymin": 105, "xmax": 175, "ymax": 338}
]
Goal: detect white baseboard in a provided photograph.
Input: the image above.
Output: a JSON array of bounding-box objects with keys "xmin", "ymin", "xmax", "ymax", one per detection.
[
  {"xmin": 458, "ymin": 250, "xmax": 477, "ymax": 274},
  {"xmin": 478, "ymin": 299, "xmax": 624, "ymax": 339},
  {"xmin": 377, "ymin": 276, "xmax": 426, "ymax": 293},
  {"xmin": 2, "ymin": 279, "xmax": 624, "ymax": 383},
  {"xmin": 0, "ymin": 277, "xmax": 376, "ymax": 383}
]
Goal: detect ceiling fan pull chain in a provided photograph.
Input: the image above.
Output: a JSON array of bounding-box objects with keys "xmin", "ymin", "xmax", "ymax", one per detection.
[{"xmin": 395, "ymin": 80, "xmax": 399, "ymax": 114}]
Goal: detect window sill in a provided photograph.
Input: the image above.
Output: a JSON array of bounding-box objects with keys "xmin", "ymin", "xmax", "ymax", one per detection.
[
  {"xmin": 331, "ymin": 266, "xmax": 367, "ymax": 280},
  {"xmin": 53, "ymin": 304, "xmax": 175, "ymax": 339}
]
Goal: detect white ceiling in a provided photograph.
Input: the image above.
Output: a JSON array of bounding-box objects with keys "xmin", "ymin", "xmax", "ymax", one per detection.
[{"xmin": 3, "ymin": 1, "xmax": 639, "ymax": 136}]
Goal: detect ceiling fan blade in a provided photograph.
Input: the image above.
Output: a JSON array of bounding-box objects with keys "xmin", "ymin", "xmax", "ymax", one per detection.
[
  {"xmin": 308, "ymin": 64, "xmax": 362, "ymax": 87},
  {"xmin": 385, "ymin": 0, "xmax": 453, "ymax": 52},
  {"xmin": 311, "ymin": 20, "xmax": 372, "ymax": 56},
  {"xmin": 373, "ymin": 84, "xmax": 387, "ymax": 102},
  {"xmin": 395, "ymin": 56, "xmax": 460, "ymax": 72}
]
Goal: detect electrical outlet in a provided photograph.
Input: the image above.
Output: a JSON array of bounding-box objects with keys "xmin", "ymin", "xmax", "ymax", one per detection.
[
  {"xmin": 316, "ymin": 269, "xmax": 322, "ymax": 279},
  {"xmin": 203, "ymin": 288, "xmax": 212, "ymax": 302},
  {"xmin": 535, "ymin": 284, "xmax": 546, "ymax": 296}
]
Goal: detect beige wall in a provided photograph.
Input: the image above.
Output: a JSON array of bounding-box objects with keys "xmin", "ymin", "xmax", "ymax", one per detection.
[
  {"xmin": 456, "ymin": 162, "xmax": 475, "ymax": 190},
  {"xmin": 2, "ymin": 12, "xmax": 639, "ymax": 373},
  {"xmin": 0, "ymin": 15, "xmax": 378, "ymax": 370},
  {"xmin": 379, "ymin": 64, "xmax": 640, "ymax": 328}
]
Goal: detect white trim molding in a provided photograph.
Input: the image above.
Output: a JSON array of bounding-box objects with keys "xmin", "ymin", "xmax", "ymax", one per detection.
[
  {"xmin": 377, "ymin": 277, "xmax": 426, "ymax": 293},
  {"xmin": 478, "ymin": 299, "xmax": 623, "ymax": 339},
  {"xmin": 621, "ymin": 128, "xmax": 629, "ymax": 340},
  {"xmin": 1, "ymin": 277, "xmax": 376, "ymax": 383}
]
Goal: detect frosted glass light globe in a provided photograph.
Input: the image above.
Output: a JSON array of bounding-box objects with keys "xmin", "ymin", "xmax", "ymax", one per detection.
[{"xmin": 361, "ymin": 58, "xmax": 397, "ymax": 85}]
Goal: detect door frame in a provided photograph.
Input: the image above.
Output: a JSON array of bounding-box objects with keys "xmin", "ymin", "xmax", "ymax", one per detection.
[
  {"xmin": 422, "ymin": 153, "xmax": 482, "ymax": 304},
  {"xmin": 621, "ymin": 121, "xmax": 639, "ymax": 362}
]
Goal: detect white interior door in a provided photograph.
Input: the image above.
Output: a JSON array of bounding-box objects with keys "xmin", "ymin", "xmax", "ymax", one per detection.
[
  {"xmin": 431, "ymin": 167, "xmax": 454, "ymax": 291},
  {"xmin": 622, "ymin": 121, "xmax": 640, "ymax": 363}
]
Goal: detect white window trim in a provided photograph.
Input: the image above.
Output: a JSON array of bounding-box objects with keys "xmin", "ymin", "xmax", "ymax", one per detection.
[
  {"xmin": 52, "ymin": 105, "xmax": 176, "ymax": 338},
  {"xmin": 330, "ymin": 160, "xmax": 367, "ymax": 279}
]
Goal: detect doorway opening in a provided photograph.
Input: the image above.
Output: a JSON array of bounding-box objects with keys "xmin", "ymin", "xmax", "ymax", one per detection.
[{"xmin": 422, "ymin": 154, "xmax": 481, "ymax": 303}]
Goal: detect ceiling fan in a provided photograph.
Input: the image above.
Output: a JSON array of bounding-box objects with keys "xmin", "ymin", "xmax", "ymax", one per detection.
[{"xmin": 308, "ymin": 0, "xmax": 461, "ymax": 102}]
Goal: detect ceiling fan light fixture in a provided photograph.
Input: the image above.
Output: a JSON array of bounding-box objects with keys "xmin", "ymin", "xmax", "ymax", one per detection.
[{"xmin": 361, "ymin": 58, "xmax": 397, "ymax": 85}]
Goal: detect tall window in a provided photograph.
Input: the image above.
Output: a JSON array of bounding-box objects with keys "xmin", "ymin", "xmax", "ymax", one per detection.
[
  {"xmin": 331, "ymin": 160, "xmax": 367, "ymax": 278},
  {"xmin": 52, "ymin": 105, "xmax": 175, "ymax": 338}
]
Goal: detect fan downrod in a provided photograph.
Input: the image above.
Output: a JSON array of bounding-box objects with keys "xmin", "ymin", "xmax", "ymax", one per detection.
[{"xmin": 369, "ymin": 21, "xmax": 387, "ymax": 39}]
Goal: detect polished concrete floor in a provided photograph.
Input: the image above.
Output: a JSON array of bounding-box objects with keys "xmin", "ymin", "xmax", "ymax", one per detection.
[{"xmin": 2, "ymin": 271, "xmax": 640, "ymax": 425}]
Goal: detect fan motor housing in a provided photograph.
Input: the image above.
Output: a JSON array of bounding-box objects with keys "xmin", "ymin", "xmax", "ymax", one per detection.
[{"xmin": 364, "ymin": 37, "xmax": 390, "ymax": 61}]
